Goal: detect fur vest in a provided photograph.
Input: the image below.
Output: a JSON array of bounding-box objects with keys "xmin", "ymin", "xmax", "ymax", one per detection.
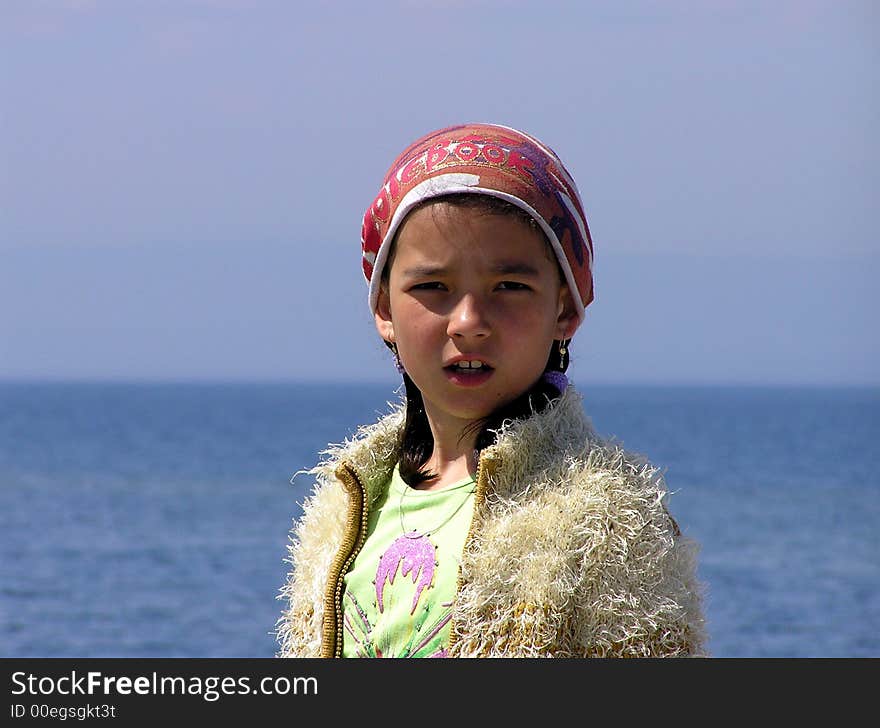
[{"xmin": 276, "ymin": 385, "xmax": 707, "ymax": 657}]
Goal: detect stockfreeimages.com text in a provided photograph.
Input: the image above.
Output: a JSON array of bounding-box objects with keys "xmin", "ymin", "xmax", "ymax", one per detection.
[{"xmin": 11, "ymin": 671, "xmax": 317, "ymax": 702}]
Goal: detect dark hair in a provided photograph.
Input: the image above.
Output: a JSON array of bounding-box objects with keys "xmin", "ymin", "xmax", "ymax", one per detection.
[{"xmin": 381, "ymin": 193, "xmax": 572, "ymax": 488}]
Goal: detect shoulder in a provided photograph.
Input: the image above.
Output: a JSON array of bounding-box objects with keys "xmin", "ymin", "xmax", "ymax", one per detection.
[
  {"xmin": 484, "ymin": 429, "xmax": 679, "ymax": 552},
  {"xmin": 300, "ymin": 398, "xmax": 405, "ymax": 497},
  {"xmin": 283, "ymin": 400, "xmax": 405, "ymax": 571},
  {"xmin": 484, "ymin": 385, "xmax": 671, "ymax": 513}
]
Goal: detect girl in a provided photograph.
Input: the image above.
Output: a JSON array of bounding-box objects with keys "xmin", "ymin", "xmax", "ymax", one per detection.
[{"xmin": 277, "ymin": 123, "xmax": 706, "ymax": 658}]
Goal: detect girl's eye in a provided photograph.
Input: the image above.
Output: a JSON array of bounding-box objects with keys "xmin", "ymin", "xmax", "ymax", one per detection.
[
  {"xmin": 496, "ymin": 281, "xmax": 531, "ymax": 291},
  {"xmin": 410, "ymin": 282, "xmax": 446, "ymax": 291}
]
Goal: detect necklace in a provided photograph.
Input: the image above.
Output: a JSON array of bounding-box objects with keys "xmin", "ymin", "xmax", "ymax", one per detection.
[{"xmin": 398, "ymin": 479, "xmax": 476, "ymax": 539}]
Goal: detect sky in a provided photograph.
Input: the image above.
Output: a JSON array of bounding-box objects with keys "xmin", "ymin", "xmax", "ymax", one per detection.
[{"xmin": 1, "ymin": 0, "xmax": 877, "ymax": 386}]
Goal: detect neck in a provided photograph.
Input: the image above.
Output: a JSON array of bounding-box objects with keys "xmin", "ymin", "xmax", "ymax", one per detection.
[{"xmin": 420, "ymin": 409, "xmax": 480, "ymax": 490}]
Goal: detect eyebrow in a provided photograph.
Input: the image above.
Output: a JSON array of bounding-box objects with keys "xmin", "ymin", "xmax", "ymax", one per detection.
[
  {"xmin": 400, "ymin": 265, "xmax": 448, "ymax": 278},
  {"xmin": 492, "ymin": 262, "xmax": 541, "ymax": 276},
  {"xmin": 401, "ymin": 262, "xmax": 542, "ymax": 278}
]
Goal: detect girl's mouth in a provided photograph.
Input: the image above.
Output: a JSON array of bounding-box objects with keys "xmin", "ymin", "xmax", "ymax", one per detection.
[{"xmin": 444, "ymin": 360, "xmax": 494, "ymax": 386}]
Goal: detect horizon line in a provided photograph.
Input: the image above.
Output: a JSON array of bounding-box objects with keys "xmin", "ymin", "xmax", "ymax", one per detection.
[{"xmin": 0, "ymin": 376, "xmax": 878, "ymax": 390}]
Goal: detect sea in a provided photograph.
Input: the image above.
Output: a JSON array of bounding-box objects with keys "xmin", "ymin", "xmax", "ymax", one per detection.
[{"xmin": 1, "ymin": 380, "xmax": 877, "ymax": 658}]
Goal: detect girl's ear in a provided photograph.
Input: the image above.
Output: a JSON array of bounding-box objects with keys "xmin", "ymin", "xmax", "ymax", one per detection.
[
  {"xmin": 555, "ymin": 284, "xmax": 581, "ymax": 341},
  {"xmin": 373, "ymin": 284, "xmax": 395, "ymax": 343}
]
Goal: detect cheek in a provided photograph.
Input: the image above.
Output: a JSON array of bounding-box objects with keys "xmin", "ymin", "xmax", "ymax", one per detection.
[
  {"xmin": 500, "ymin": 304, "xmax": 559, "ymax": 339},
  {"xmin": 503, "ymin": 308, "xmax": 559, "ymax": 364},
  {"xmin": 391, "ymin": 301, "xmax": 440, "ymax": 348}
]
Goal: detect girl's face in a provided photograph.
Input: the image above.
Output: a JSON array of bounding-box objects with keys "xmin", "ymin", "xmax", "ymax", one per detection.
[{"xmin": 374, "ymin": 201, "xmax": 579, "ymax": 439}]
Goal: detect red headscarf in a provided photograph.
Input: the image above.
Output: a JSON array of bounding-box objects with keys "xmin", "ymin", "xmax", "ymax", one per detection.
[{"xmin": 361, "ymin": 123, "xmax": 594, "ymax": 321}]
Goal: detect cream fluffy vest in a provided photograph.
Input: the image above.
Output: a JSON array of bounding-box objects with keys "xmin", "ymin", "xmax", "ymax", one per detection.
[{"xmin": 276, "ymin": 386, "xmax": 707, "ymax": 657}]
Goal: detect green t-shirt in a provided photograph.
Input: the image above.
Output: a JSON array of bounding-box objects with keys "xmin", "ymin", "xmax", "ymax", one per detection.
[{"xmin": 341, "ymin": 463, "xmax": 476, "ymax": 658}]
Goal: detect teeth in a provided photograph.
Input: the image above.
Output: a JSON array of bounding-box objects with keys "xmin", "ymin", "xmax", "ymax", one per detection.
[{"xmin": 455, "ymin": 360, "xmax": 485, "ymax": 369}]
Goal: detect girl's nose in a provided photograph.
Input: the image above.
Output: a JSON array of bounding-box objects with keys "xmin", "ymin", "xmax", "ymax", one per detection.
[{"xmin": 447, "ymin": 293, "xmax": 491, "ymax": 339}]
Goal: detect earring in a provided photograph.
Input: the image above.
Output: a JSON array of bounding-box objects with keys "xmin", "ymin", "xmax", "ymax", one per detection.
[
  {"xmin": 558, "ymin": 339, "xmax": 569, "ymax": 371},
  {"xmin": 391, "ymin": 342, "xmax": 405, "ymax": 374}
]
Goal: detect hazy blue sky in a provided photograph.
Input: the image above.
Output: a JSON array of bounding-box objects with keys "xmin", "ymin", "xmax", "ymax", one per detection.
[{"xmin": 1, "ymin": 0, "xmax": 876, "ymax": 385}]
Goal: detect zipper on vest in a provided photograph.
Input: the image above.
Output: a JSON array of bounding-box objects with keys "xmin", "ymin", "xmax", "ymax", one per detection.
[{"xmin": 321, "ymin": 462, "xmax": 369, "ymax": 658}]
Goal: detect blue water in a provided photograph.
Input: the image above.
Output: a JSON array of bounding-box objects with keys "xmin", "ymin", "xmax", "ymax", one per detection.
[{"xmin": 1, "ymin": 381, "xmax": 877, "ymax": 658}]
